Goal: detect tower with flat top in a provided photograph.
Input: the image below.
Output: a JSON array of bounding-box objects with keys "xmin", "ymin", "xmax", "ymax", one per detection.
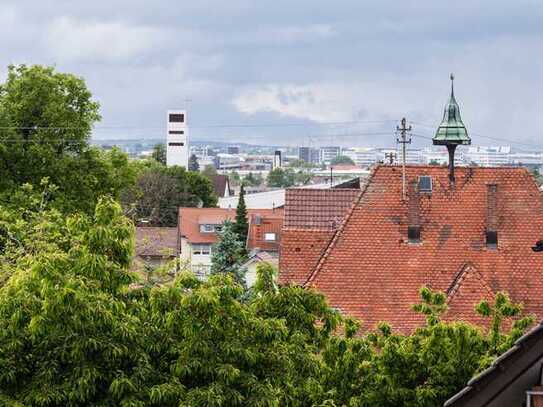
[{"xmin": 166, "ymin": 109, "xmax": 189, "ymax": 168}]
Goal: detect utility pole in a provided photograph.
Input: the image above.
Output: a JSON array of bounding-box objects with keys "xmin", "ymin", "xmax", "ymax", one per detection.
[
  {"xmin": 396, "ymin": 117, "xmax": 412, "ymax": 201},
  {"xmin": 385, "ymin": 152, "xmax": 397, "ymax": 165}
]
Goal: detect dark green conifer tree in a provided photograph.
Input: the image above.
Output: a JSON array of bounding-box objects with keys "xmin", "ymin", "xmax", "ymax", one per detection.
[{"xmin": 233, "ymin": 184, "xmax": 249, "ymax": 247}]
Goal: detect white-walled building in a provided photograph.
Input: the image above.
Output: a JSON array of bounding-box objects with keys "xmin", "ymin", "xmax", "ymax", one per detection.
[
  {"xmin": 342, "ymin": 147, "xmax": 379, "ymax": 168},
  {"xmin": 319, "ymin": 146, "xmax": 341, "ymax": 164},
  {"xmin": 463, "ymin": 146, "xmax": 511, "ymax": 167},
  {"xmin": 166, "ymin": 110, "xmax": 189, "ymax": 168}
]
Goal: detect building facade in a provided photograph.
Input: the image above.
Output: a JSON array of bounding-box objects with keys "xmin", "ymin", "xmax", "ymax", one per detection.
[
  {"xmin": 319, "ymin": 146, "xmax": 341, "ymax": 164},
  {"xmin": 166, "ymin": 109, "xmax": 189, "ymax": 168}
]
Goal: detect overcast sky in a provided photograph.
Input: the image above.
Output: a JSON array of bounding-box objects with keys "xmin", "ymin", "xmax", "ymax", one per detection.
[{"xmin": 1, "ymin": 0, "xmax": 542, "ymax": 148}]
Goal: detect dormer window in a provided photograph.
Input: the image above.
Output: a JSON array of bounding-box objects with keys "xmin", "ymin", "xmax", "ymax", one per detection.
[
  {"xmin": 418, "ymin": 176, "xmax": 432, "ymax": 193},
  {"xmin": 408, "ymin": 226, "xmax": 421, "ymax": 243},
  {"xmin": 486, "ymin": 230, "xmax": 498, "ymax": 249},
  {"xmin": 200, "ymin": 224, "xmax": 221, "ymax": 233}
]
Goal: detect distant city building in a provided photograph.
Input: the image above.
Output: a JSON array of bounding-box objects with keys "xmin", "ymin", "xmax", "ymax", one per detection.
[
  {"xmin": 342, "ymin": 147, "xmax": 379, "ymax": 168},
  {"xmin": 214, "ymin": 154, "xmax": 241, "ymax": 170},
  {"xmin": 166, "ymin": 109, "xmax": 189, "ymax": 168},
  {"xmin": 421, "ymin": 147, "xmax": 450, "ymax": 166},
  {"xmin": 463, "ymin": 146, "xmax": 511, "ymax": 167},
  {"xmin": 227, "ymin": 146, "xmax": 240, "ymax": 155},
  {"xmin": 298, "ymin": 147, "xmax": 320, "ymax": 164},
  {"xmin": 319, "ymin": 146, "xmax": 341, "ymax": 164},
  {"xmin": 509, "ymin": 151, "xmax": 543, "ymax": 168},
  {"xmin": 273, "ymin": 150, "xmax": 282, "ymax": 169},
  {"xmin": 396, "ymin": 147, "xmax": 424, "ymax": 164}
]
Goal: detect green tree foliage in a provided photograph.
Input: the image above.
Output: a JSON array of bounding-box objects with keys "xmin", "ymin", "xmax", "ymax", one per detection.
[
  {"xmin": 0, "ymin": 193, "xmax": 535, "ymax": 406},
  {"xmin": 476, "ymin": 292, "xmax": 534, "ymax": 362},
  {"xmin": 0, "ymin": 198, "xmax": 155, "ymax": 405},
  {"xmin": 122, "ymin": 164, "xmax": 217, "ymax": 227},
  {"xmin": 330, "ymin": 155, "xmax": 356, "ymax": 166},
  {"xmin": 532, "ymin": 168, "xmax": 543, "ymax": 186},
  {"xmin": 188, "ymin": 154, "xmax": 200, "ymax": 172},
  {"xmin": 210, "ymin": 220, "xmax": 247, "ymax": 284},
  {"xmin": 201, "ymin": 164, "xmax": 218, "ymax": 180},
  {"xmin": 242, "ymin": 172, "xmax": 263, "ymax": 187},
  {"xmin": 0, "ymin": 64, "xmax": 136, "ymax": 214},
  {"xmin": 266, "ymin": 168, "xmax": 312, "ymax": 188},
  {"xmin": 152, "ymin": 143, "xmax": 166, "ymax": 165},
  {"xmin": 233, "ymin": 185, "xmax": 249, "ymax": 244}
]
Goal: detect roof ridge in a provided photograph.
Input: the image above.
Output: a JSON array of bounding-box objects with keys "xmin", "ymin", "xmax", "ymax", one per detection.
[
  {"xmin": 303, "ymin": 166, "xmax": 380, "ymax": 287},
  {"xmin": 446, "ymin": 262, "xmax": 494, "ymax": 302}
]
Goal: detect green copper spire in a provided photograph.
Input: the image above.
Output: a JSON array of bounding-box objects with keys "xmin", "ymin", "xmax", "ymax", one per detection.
[{"xmin": 433, "ymin": 73, "xmax": 471, "ymax": 146}]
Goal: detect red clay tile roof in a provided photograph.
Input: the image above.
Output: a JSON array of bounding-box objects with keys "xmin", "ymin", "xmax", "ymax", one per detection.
[
  {"xmin": 136, "ymin": 227, "xmax": 179, "ymax": 258},
  {"xmin": 179, "ymin": 207, "xmax": 284, "ymax": 245},
  {"xmin": 284, "ymin": 188, "xmax": 360, "ymax": 230},
  {"xmin": 283, "ymin": 165, "xmax": 543, "ymax": 333},
  {"xmin": 279, "ymin": 188, "xmax": 360, "ymax": 284},
  {"xmin": 247, "ymin": 213, "xmax": 283, "ymax": 252}
]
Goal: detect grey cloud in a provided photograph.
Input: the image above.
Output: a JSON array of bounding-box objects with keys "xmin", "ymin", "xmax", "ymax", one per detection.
[{"xmin": 0, "ymin": 0, "xmax": 541, "ymax": 147}]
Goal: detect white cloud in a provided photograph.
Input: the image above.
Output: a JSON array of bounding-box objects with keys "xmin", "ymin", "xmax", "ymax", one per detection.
[
  {"xmin": 231, "ymin": 81, "xmax": 433, "ymax": 125},
  {"xmin": 232, "ymin": 83, "xmax": 358, "ymax": 122},
  {"xmin": 45, "ymin": 17, "xmax": 167, "ymax": 62}
]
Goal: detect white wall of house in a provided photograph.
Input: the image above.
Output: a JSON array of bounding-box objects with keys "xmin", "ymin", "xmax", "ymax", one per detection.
[{"xmin": 180, "ymin": 237, "xmax": 213, "ymax": 279}]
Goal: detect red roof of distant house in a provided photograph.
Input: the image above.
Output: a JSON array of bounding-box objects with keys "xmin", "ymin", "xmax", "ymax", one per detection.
[
  {"xmin": 135, "ymin": 227, "xmax": 179, "ymax": 258},
  {"xmin": 247, "ymin": 212, "xmax": 283, "ymax": 252},
  {"xmin": 281, "ymin": 165, "xmax": 543, "ymax": 333},
  {"xmin": 179, "ymin": 207, "xmax": 284, "ymax": 247},
  {"xmin": 279, "ymin": 188, "xmax": 360, "ymax": 284}
]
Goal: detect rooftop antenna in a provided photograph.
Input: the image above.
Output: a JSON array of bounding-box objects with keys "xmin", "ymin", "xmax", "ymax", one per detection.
[{"xmin": 397, "ymin": 117, "xmax": 412, "ymax": 201}]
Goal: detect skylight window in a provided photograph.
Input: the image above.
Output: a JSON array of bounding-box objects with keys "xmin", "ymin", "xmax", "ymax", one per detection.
[
  {"xmin": 418, "ymin": 176, "xmax": 432, "ymax": 193},
  {"xmin": 408, "ymin": 226, "xmax": 421, "ymax": 243}
]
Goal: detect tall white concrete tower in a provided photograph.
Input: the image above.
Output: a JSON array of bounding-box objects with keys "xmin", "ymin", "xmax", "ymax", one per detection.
[{"xmin": 166, "ymin": 109, "xmax": 189, "ymax": 168}]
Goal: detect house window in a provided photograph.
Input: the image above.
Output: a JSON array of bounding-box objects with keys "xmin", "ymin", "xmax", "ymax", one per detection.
[
  {"xmin": 418, "ymin": 176, "xmax": 432, "ymax": 193},
  {"xmin": 168, "ymin": 142, "xmax": 184, "ymax": 147},
  {"xmin": 264, "ymin": 233, "xmax": 276, "ymax": 241},
  {"xmin": 169, "ymin": 113, "xmax": 184, "ymax": 123},
  {"xmin": 408, "ymin": 226, "xmax": 421, "ymax": 243},
  {"xmin": 192, "ymin": 244, "xmax": 211, "ymax": 255},
  {"xmin": 200, "ymin": 224, "xmax": 217, "ymax": 233},
  {"xmin": 486, "ymin": 230, "xmax": 498, "ymax": 249}
]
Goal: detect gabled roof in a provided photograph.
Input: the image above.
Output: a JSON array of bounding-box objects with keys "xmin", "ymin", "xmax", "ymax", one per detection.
[
  {"xmin": 445, "ymin": 321, "xmax": 543, "ymax": 406},
  {"xmin": 286, "ymin": 165, "xmax": 543, "ymax": 332},
  {"xmin": 279, "ymin": 188, "xmax": 360, "ymax": 284},
  {"xmin": 135, "ymin": 227, "xmax": 179, "ymax": 257},
  {"xmin": 284, "ymin": 188, "xmax": 360, "ymax": 230}
]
